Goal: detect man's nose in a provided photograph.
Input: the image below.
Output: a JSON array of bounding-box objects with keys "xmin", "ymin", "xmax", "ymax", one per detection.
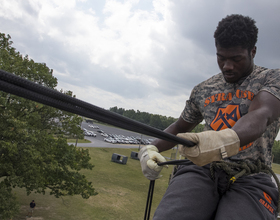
[{"xmin": 223, "ymin": 60, "xmax": 234, "ymax": 71}]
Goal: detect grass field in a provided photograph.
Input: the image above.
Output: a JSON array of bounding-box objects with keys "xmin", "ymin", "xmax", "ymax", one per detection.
[
  {"xmin": 272, "ymin": 163, "xmax": 280, "ymax": 174},
  {"xmin": 11, "ymin": 147, "xmax": 280, "ymax": 220},
  {"xmin": 12, "ymin": 147, "xmax": 177, "ymax": 220}
]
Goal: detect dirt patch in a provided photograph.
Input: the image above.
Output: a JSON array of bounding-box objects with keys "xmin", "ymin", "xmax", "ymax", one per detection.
[{"xmin": 21, "ymin": 205, "xmax": 50, "ymax": 210}]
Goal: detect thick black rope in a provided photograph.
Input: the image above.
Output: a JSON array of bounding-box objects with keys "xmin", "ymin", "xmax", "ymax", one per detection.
[{"xmin": 0, "ymin": 69, "xmax": 195, "ymax": 147}]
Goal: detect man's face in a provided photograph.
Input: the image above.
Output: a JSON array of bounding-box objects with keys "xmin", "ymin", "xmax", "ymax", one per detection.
[{"xmin": 216, "ymin": 44, "xmax": 256, "ymax": 83}]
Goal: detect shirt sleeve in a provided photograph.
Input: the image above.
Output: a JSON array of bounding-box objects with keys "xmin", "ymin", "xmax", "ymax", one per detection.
[
  {"xmin": 180, "ymin": 86, "xmax": 204, "ymax": 124},
  {"xmin": 260, "ymin": 69, "xmax": 280, "ymax": 100}
]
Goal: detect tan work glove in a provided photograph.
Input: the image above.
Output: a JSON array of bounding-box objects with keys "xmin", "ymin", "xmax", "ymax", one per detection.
[
  {"xmin": 138, "ymin": 145, "xmax": 168, "ymax": 180},
  {"xmin": 177, "ymin": 129, "xmax": 240, "ymax": 166}
]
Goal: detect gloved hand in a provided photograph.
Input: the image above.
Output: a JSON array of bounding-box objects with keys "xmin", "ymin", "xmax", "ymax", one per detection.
[
  {"xmin": 138, "ymin": 145, "xmax": 168, "ymax": 180},
  {"xmin": 177, "ymin": 128, "xmax": 240, "ymax": 166}
]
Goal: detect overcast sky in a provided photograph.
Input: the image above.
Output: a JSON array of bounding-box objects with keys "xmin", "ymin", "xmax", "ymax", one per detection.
[{"xmin": 1, "ymin": 1, "xmax": 280, "ymax": 126}]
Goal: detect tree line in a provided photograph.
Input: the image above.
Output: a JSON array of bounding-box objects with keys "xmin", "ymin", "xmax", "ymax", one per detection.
[{"xmin": 109, "ymin": 106, "xmax": 205, "ymax": 133}]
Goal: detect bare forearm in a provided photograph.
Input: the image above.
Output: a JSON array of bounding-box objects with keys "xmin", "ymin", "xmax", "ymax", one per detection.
[
  {"xmin": 232, "ymin": 91, "xmax": 280, "ymax": 146},
  {"xmin": 151, "ymin": 125, "xmax": 181, "ymax": 152},
  {"xmin": 232, "ymin": 109, "xmax": 269, "ymax": 146}
]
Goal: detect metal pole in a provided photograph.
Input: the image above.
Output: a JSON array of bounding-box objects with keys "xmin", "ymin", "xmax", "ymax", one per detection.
[
  {"xmin": 144, "ymin": 180, "xmax": 155, "ymax": 220},
  {"xmin": 138, "ymin": 134, "xmax": 142, "ymax": 151}
]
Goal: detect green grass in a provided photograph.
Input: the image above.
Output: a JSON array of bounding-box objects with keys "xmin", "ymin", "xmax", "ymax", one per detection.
[
  {"xmin": 10, "ymin": 148, "xmax": 280, "ymax": 220},
  {"xmin": 272, "ymin": 163, "xmax": 280, "ymax": 174},
  {"xmin": 12, "ymin": 147, "xmax": 177, "ymax": 220}
]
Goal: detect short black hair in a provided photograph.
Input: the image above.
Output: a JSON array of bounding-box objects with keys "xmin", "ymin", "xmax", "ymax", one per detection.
[{"xmin": 214, "ymin": 14, "xmax": 258, "ymax": 51}]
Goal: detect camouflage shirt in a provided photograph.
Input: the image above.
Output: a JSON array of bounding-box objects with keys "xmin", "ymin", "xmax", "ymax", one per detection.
[{"xmin": 181, "ymin": 65, "xmax": 280, "ymax": 167}]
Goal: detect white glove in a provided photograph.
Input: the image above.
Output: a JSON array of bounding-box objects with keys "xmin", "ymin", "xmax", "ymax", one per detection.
[
  {"xmin": 138, "ymin": 145, "xmax": 168, "ymax": 180},
  {"xmin": 177, "ymin": 129, "xmax": 240, "ymax": 166}
]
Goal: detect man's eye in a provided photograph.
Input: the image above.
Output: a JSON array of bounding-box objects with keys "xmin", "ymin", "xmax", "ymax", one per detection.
[
  {"xmin": 232, "ymin": 57, "xmax": 243, "ymax": 62},
  {"xmin": 217, "ymin": 57, "xmax": 225, "ymax": 61}
]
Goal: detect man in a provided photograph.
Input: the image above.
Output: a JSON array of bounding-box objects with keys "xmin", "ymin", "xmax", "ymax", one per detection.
[
  {"xmin": 26, "ymin": 200, "xmax": 36, "ymax": 218},
  {"xmin": 139, "ymin": 14, "xmax": 280, "ymax": 219}
]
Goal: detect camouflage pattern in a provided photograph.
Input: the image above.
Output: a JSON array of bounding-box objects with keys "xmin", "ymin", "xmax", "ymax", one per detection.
[{"xmin": 181, "ymin": 65, "xmax": 280, "ymax": 167}]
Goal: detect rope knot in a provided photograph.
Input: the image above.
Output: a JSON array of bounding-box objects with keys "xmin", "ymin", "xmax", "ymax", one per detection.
[{"xmin": 210, "ymin": 158, "xmax": 280, "ymax": 212}]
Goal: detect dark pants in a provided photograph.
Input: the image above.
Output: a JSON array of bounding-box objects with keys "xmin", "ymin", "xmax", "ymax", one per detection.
[{"xmin": 153, "ymin": 161, "xmax": 278, "ymax": 220}]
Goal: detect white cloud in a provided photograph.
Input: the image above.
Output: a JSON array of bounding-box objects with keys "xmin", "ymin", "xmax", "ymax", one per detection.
[{"xmin": 1, "ymin": 0, "xmax": 280, "ymax": 132}]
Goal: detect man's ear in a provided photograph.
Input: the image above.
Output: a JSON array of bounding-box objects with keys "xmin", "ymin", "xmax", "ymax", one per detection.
[{"xmin": 251, "ymin": 46, "xmax": 257, "ymax": 58}]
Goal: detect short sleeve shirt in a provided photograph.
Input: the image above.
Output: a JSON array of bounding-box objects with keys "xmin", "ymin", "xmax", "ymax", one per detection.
[{"xmin": 181, "ymin": 65, "xmax": 280, "ymax": 167}]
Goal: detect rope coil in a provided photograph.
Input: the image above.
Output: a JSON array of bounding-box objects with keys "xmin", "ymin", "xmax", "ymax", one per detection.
[
  {"xmin": 159, "ymin": 159, "xmax": 280, "ymax": 212},
  {"xmin": 210, "ymin": 159, "xmax": 280, "ymax": 212}
]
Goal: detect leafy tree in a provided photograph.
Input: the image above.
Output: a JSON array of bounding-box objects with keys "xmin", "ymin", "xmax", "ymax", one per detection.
[
  {"xmin": 0, "ymin": 186, "xmax": 19, "ymax": 219},
  {"xmin": 150, "ymin": 114, "xmax": 163, "ymax": 130},
  {"xmin": 0, "ymin": 33, "xmax": 97, "ymax": 219},
  {"xmin": 123, "ymin": 109, "xmax": 136, "ymax": 119},
  {"xmin": 192, "ymin": 123, "xmax": 205, "ymax": 133},
  {"xmin": 137, "ymin": 110, "xmax": 151, "ymax": 125},
  {"xmin": 109, "ymin": 106, "xmax": 118, "ymax": 113},
  {"xmin": 109, "ymin": 106, "xmax": 176, "ymax": 130},
  {"xmin": 109, "ymin": 106, "xmax": 125, "ymax": 115}
]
